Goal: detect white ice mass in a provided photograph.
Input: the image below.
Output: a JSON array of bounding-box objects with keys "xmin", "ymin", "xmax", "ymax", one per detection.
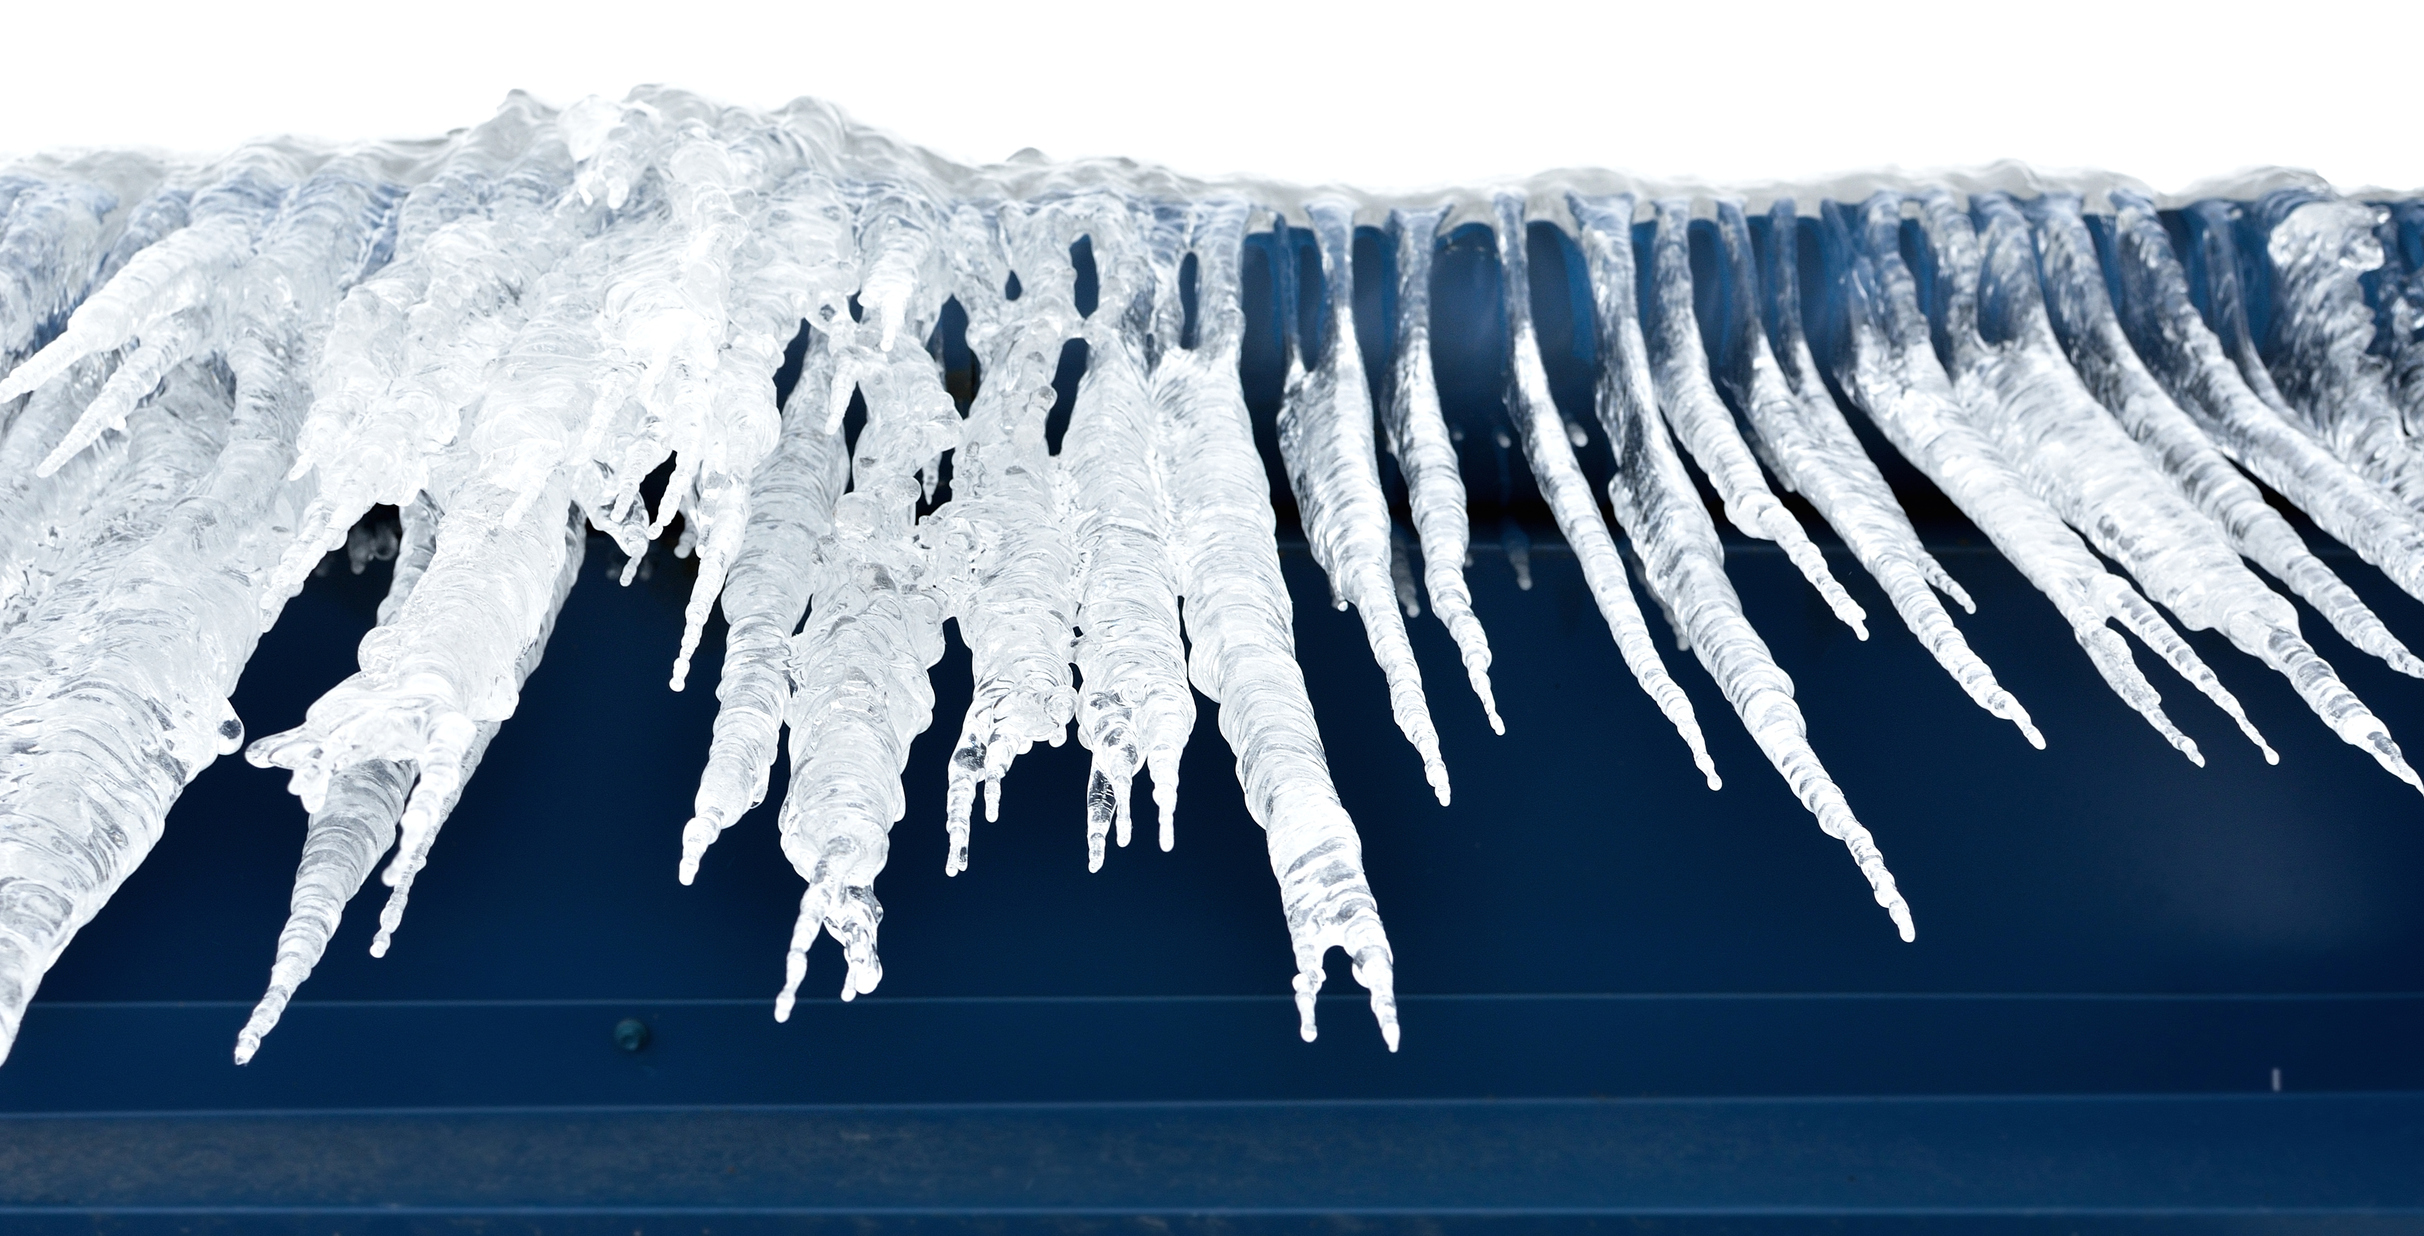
[{"xmin": 0, "ymin": 88, "xmax": 2419, "ymax": 1066}]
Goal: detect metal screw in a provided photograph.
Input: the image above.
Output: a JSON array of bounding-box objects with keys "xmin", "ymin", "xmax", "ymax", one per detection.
[{"xmin": 613, "ymin": 1018, "xmax": 651, "ymax": 1053}]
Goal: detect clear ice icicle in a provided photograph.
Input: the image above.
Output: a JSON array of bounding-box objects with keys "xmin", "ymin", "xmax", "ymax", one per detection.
[
  {"xmin": 237, "ymin": 501, "xmax": 579, "ymax": 1059},
  {"xmin": 14, "ymin": 90, "xmax": 2424, "ymax": 1074},
  {"xmin": 1491, "ymin": 195, "xmax": 1716, "ymax": 786},
  {"xmin": 1710, "ymin": 200, "xmax": 2037, "ymax": 744},
  {"xmin": 1383, "ymin": 207, "xmax": 1501, "ymax": 733},
  {"xmin": 2027, "ymin": 193, "xmax": 2423, "ymax": 678},
  {"xmin": 680, "ymin": 332, "xmax": 850, "ymax": 883},
  {"xmin": 2103, "ymin": 191, "xmax": 2424, "ymax": 632},
  {"xmin": 1161, "ymin": 199, "xmax": 1398, "ymax": 1048},
  {"xmin": 926, "ymin": 202, "xmax": 1079, "ymax": 873},
  {"xmin": 1570, "ymin": 193, "xmax": 1912, "ymax": 941},
  {"xmin": 1820, "ymin": 194, "xmax": 2234, "ymax": 766},
  {"xmin": 1641, "ymin": 199, "xmax": 1867, "ymax": 639},
  {"xmin": 1063, "ymin": 201, "xmax": 1193, "ymax": 868},
  {"xmin": 1933, "ymin": 191, "xmax": 2415, "ymax": 789},
  {"xmin": 1276, "ymin": 201, "xmax": 1450, "ymax": 804},
  {"xmin": 770, "ymin": 301, "xmax": 961, "ymax": 1017}
]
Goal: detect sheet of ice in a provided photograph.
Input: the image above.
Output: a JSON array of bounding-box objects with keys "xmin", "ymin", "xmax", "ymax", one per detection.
[
  {"xmin": 1381, "ymin": 207, "xmax": 1501, "ymax": 732},
  {"xmin": 1817, "ymin": 193, "xmax": 2234, "ymax": 767},
  {"xmin": 2248, "ymin": 192, "xmax": 2424, "ymax": 507},
  {"xmin": 1931, "ymin": 191, "xmax": 2415, "ymax": 789},
  {"xmin": 1570, "ymin": 192, "xmax": 1912, "ymax": 942},
  {"xmin": 1491, "ymin": 195, "xmax": 1716, "ymax": 786},
  {"xmin": 1640, "ymin": 199, "xmax": 1867, "ymax": 639},
  {"xmin": 1160, "ymin": 199, "xmax": 1397, "ymax": 1048},
  {"xmin": 2383, "ymin": 202, "xmax": 2424, "ymax": 433},
  {"xmin": 2102, "ymin": 190, "xmax": 2424, "ymax": 630},
  {"xmin": 9, "ymin": 88, "xmax": 2424, "ymax": 1072},
  {"xmin": 2027, "ymin": 193, "xmax": 2422, "ymax": 678},
  {"xmin": 0, "ymin": 151, "xmax": 400, "ymax": 1064},
  {"xmin": 1708, "ymin": 200, "xmax": 2037, "ymax": 744},
  {"xmin": 1274, "ymin": 201, "xmax": 1450, "ymax": 804}
]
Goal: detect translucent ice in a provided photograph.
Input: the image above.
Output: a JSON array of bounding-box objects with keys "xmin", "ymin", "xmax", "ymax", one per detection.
[{"xmin": 0, "ymin": 90, "xmax": 2418, "ymax": 1070}]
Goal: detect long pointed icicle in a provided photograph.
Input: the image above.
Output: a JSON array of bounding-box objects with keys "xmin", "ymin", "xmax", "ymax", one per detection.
[
  {"xmin": 1491, "ymin": 195, "xmax": 1717, "ymax": 788},
  {"xmin": 1821, "ymin": 195, "xmax": 2231, "ymax": 766},
  {"xmin": 678, "ymin": 331, "xmax": 850, "ymax": 883},
  {"xmin": 770, "ymin": 283, "xmax": 961, "ymax": 1018},
  {"xmin": 1641, "ymin": 199, "xmax": 1867, "ymax": 639},
  {"xmin": 1571, "ymin": 192, "xmax": 1912, "ymax": 942},
  {"xmin": 233, "ymin": 497, "xmax": 436, "ymax": 1061},
  {"xmin": 925, "ymin": 202, "xmax": 1078, "ymax": 873},
  {"xmin": 1161, "ymin": 199, "xmax": 1398, "ymax": 1049},
  {"xmin": 1276, "ymin": 201, "xmax": 1450, "ymax": 805},
  {"xmin": 2103, "ymin": 190, "xmax": 2424, "ymax": 627},
  {"xmin": 2027, "ymin": 193, "xmax": 2423, "ymax": 679},
  {"xmin": 1064, "ymin": 202, "xmax": 1193, "ymax": 868},
  {"xmin": 236, "ymin": 499, "xmax": 580, "ymax": 1061},
  {"xmin": 1382, "ymin": 207, "xmax": 1501, "ymax": 733},
  {"xmin": 1935, "ymin": 191, "xmax": 2416, "ymax": 790},
  {"xmin": 1713, "ymin": 200, "xmax": 2038, "ymax": 745}
]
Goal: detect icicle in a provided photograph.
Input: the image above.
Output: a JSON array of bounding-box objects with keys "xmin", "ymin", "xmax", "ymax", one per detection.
[
  {"xmin": 1277, "ymin": 201, "xmax": 1450, "ymax": 803},
  {"xmin": 231, "ymin": 760, "xmax": 413, "ymax": 1063},
  {"xmin": 248, "ymin": 193, "xmax": 637, "ymax": 948},
  {"xmin": 1161, "ymin": 199, "xmax": 1398, "ymax": 1049},
  {"xmin": 1818, "ymin": 194, "xmax": 2233, "ymax": 766},
  {"xmin": 769, "ymin": 298, "xmax": 960, "ymax": 1017},
  {"xmin": 663, "ymin": 164, "xmax": 858, "ymax": 693},
  {"xmin": 924, "ymin": 202, "xmax": 1079, "ymax": 874},
  {"xmin": 1710, "ymin": 200, "xmax": 2037, "ymax": 744},
  {"xmin": 235, "ymin": 495, "xmax": 443, "ymax": 1061},
  {"xmin": 1491, "ymin": 194, "xmax": 1717, "ymax": 787},
  {"xmin": 2028, "ymin": 193, "xmax": 2423, "ymax": 678},
  {"xmin": 1929, "ymin": 191, "xmax": 2415, "ymax": 790},
  {"xmin": 678, "ymin": 333, "xmax": 849, "ymax": 883},
  {"xmin": 1063, "ymin": 200, "xmax": 1192, "ymax": 869},
  {"xmin": 1641, "ymin": 199, "xmax": 1867, "ymax": 639},
  {"xmin": 2102, "ymin": 191, "xmax": 2424, "ymax": 635},
  {"xmin": 1382, "ymin": 207, "xmax": 1501, "ymax": 732},
  {"xmin": 1570, "ymin": 193, "xmax": 1911, "ymax": 942}
]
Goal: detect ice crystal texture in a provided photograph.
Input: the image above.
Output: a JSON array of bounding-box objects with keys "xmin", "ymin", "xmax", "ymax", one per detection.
[{"xmin": 0, "ymin": 89, "xmax": 2417, "ymax": 1068}]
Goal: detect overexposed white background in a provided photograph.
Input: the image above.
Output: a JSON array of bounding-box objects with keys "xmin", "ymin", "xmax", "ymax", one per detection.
[{"xmin": 3, "ymin": 0, "xmax": 2415, "ymax": 193}]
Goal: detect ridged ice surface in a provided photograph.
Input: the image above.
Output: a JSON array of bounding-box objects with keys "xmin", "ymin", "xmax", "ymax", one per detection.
[
  {"xmin": 2100, "ymin": 192, "xmax": 2424, "ymax": 645},
  {"xmin": 1708, "ymin": 200, "xmax": 2037, "ymax": 745},
  {"xmin": 1275, "ymin": 202, "xmax": 1450, "ymax": 804},
  {"xmin": 1931, "ymin": 192, "xmax": 2415, "ymax": 790},
  {"xmin": 0, "ymin": 87, "xmax": 2419, "ymax": 1069},
  {"xmin": 2027, "ymin": 194, "xmax": 2422, "ymax": 679},
  {"xmin": 1640, "ymin": 199, "xmax": 1867, "ymax": 640},
  {"xmin": 1571, "ymin": 193, "xmax": 1912, "ymax": 942},
  {"xmin": 1383, "ymin": 207, "xmax": 1501, "ymax": 734}
]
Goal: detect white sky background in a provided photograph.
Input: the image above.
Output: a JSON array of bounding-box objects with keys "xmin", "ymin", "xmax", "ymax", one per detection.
[{"xmin": 1, "ymin": 0, "xmax": 2415, "ymax": 195}]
